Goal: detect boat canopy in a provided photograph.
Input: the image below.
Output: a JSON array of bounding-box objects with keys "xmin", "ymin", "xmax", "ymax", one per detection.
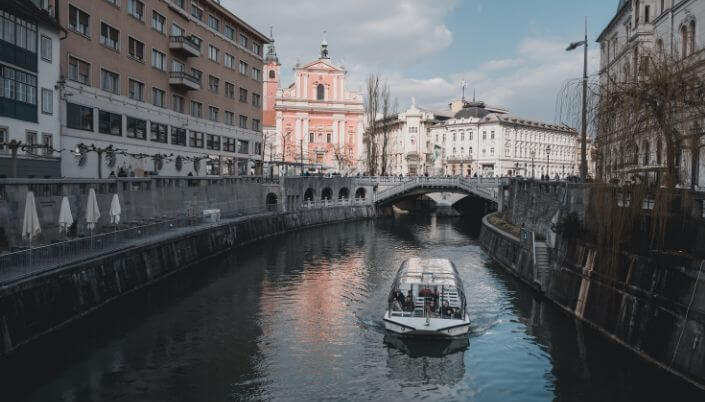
[{"xmin": 395, "ymin": 258, "xmax": 463, "ymax": 288}]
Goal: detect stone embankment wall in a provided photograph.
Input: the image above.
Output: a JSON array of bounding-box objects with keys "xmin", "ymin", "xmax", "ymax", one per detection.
[
  {"xmin": 0, "ymin": 177, "xmax": 281, "ymax": 249},
  {"xmin": 0, "ymin": 205, "xmax": 378, "ymax": 357},
  {"xmin": 480, "ymin": 214, "xmax": 705, "ymax": 389}
]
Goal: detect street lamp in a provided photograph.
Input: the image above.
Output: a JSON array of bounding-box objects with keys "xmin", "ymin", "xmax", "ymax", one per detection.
[
  {"xmin": 567, "ymin": 17, "xmax": 589, "ymax": 181},
  {"xmin": 530, "ymin": 150, "xmax": 536, "ymax": 179},
  {"xmin": 546, "ymin": 145, "xmax": 551, "ymax": 180}
]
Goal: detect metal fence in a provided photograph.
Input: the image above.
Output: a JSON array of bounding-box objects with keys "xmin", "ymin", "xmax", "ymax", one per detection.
[{"xmin": 0, "ymin": 198, "xmax": 368, "ymax": 285}]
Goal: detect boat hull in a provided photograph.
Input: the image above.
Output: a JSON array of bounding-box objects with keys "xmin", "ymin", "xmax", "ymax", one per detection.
[{"xmin": 383, "ymin": 312, "xmax": 470, "ymax": 338}]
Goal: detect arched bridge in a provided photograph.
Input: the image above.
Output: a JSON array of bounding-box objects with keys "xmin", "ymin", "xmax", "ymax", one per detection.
[{"xmin": 373, "ymin": 177, "xmax": 506, "ymax": 206}]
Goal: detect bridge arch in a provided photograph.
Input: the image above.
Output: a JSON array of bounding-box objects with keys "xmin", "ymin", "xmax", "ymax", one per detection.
[
  {"xmin": 355, "ymin": 187, "xmax": 366, "ymax": 200},
  {"xmin": 321, "ymin": 187, "xmax": 333, "ymax": 200},
  {"xmin": 373, "ymin": 177, "xmax": 501, "ymax": 208},
  {"xmin": 338, "ymin": 187, "xmax": 350, "ymax": 200},
  {"xmin": 304, "ymin": 188, "xmax": 315, "ymax": 201},
  {"xmin": 266, "ymin": 193, "xmax": 278, "ymax": 211}
]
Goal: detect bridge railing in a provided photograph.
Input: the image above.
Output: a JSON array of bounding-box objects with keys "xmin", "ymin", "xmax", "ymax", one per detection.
[
  {"xmin": 374, "ymin": 177, "xmax": 505, "ymax": 203},
  {"xmin": 300, "ymin": 198, "xmax": 368, "ymax": 209}
]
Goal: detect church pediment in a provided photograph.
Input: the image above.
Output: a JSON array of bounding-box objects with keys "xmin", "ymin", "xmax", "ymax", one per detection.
[{"xmin": 300, "ymin": 59, "xmax": 343, "ymax": 72}]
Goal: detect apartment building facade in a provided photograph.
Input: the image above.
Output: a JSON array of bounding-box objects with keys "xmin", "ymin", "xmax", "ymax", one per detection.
[
  {"xmin": 0, "ymin": 0, "xmax": 63, "ymax": 178},
  {"xmin": 58, "ymin": 0, "xmax": 270, "ymax": 178},
  {"xmin": 597, "ymin": 0, "xmax": 705, "ymax": 188}
]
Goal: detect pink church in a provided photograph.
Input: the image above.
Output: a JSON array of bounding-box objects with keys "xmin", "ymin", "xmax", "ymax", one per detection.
[{"xmin": 263, "ymin": 39, "xmax": 364, "ymax": 174}]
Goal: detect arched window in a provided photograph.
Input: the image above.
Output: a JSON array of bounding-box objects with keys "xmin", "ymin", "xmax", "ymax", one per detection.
[
  {"xmin": 682, "ymin": 25, "xmax": 689, "ymax": 58},
  {"xmin": 656, "ymin": 139, "xmax": 663, "ymax": 164},
  {"xmin": 269, "ymin": 70, "xmax": 275, "ymax": 79},
  {"xmin": 689, "ymin": 20, "xmax": 696, "ymax": 55},
  {"xmin": 643, "ymin": 140, "xmax": 650, "ymax": 165},
  {"xmin": 656, "ymin": 38, "xmax": 664, "ymax": 55},
  {"xmin": 633, "ymin": 143, "xmax": 639, "ymax": 165},
  {"xmin": 316, "ymin": 84, "xmax": 325, "ymax": 100},
  {"xmin": 309, "ymin": 132, "xmax": 314, "ymax": 143}
]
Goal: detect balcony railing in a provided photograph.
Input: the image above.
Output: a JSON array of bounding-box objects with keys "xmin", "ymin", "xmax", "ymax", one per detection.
[
  {"xmin": 168, "ymin": 71, "xmax": 200, "ymax": 91},
  {"xmin": 169, "ymin": 35, "xmax": 201, "ymax": 57}
]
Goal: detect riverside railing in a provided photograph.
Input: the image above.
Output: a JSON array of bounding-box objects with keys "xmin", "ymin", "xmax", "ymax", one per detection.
[{"xmin": 0, "ymin": 196, "xmax": 367, "ymax": 285}]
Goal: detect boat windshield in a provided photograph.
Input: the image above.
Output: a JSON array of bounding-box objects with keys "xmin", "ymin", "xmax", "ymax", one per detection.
[{"xmin": 387, "ymin": 259, "xmax": 466, "ymax": 319}]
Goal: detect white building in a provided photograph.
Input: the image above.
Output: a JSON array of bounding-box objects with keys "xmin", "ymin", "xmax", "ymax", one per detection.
[
  {"xmin": 0, "ymin": 0, "xmax": 62, "ymax": 178},
  {"xmin": 597, "ymin": 0, "xmax": 705, "ymax": 189},
  {"xmin": 429, "ymin": 101, "xmax": 579, "ymax": 178}
]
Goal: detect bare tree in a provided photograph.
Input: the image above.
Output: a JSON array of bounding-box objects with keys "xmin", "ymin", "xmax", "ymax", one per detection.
[
  {"xmin": 379, "ymin": 83, "xmax": 392, "ymax": 176},
  {"xmin": 364, "ymin": 74, "xmax": 381, "ymax": 175}
]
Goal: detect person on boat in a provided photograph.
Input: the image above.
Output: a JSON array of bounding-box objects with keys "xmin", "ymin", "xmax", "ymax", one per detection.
[
  {"xmin": 393, "ymin": 290, "xmax": 405, "ymax": 306},
  {"xmin": 442, "ymin": 301, "xmax": 453, "ymax": 318},
  {"xmin": 403, "ymin": 293, "xmax": 415, "ymax": 312}
]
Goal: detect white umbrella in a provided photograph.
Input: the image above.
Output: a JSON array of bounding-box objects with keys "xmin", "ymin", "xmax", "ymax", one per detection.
[
  {"xmin": 22, "ymin": 191, "xmax": 41, "ymax": 247},
  {"xmin": 85, "ymin": 188, "xmax": 101, "ymax": 232},
  {"xmin": 58, "ymin": 196, "xmax": 73, "ymax": 234},
  {"xmin": 109, "ymin": 194, "xmax": 121, "ymax": 225}
]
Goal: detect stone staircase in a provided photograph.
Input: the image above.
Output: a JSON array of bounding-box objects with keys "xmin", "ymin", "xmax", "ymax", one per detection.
[{"xmin": 533, "ymin": 241, "xmax": 551, "ymax": 289}]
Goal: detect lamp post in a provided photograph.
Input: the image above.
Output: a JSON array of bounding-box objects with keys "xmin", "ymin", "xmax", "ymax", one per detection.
[
  {"xmin": 530, "ymin": 150, "xmax": 536, "ymax": 179},
  {"xmin": 567, "ymin": 17, "xmax": 589, "ymax": 181},
  {"xmin": 546, "ymin": 145, "xmax": 551, "ymax": 180}
]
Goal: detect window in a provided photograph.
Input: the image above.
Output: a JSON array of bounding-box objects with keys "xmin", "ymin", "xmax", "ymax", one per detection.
[
  {"xmin": 237, "ymin": 139, "xmax": 249, "ymax": 154},
  {"xmin": 99, "ymin": 110, "xmax": 122, "ymax": 136},
  {"xmin": 171, "ymin": 127, "xmax": 186, "ymax": 146},
  {"xmin": 0, "ymin": 11, "xmax": 37, "ymax": 54},
  {"xmin": 189, "ymin": 131, "xmax": 204, "ymax": 148},
  {"xmin": 191, "ymin": 3, "xmax": 203, "ymax": 20},
  {"xmin": 238, "ymin": 34, "xmax": 248, "ymax": 48},
  {"xmin": 100, "ymin": 23, "xmax": 119, "ymax": 51},
  {"xmin": 239, "ymin": 61, "xmax": 248, "ymax": 75},
  {"xmin": 190, "ymin": 101, "xmax": 202, "ymax": 118},
  {"xmin": 223, "ymin": 137, "xmax": 236, "ymax": 152},
  {"xmin": 317, "ymin": 84, "xmax": 324, "ymax": 100},
  {"xmin": 252, "ymin": 93, "xmax": 261, "ymax": 107},
  {"xmin": 150, "ymin": 122, "xmax": 167, "ymax": 143},
  {"xmin": 67, "ymin": 103, "xmax": 93, "ymax": 131},
  {"xmin": 104, "ymin": 0, "xmax": 119, "ymax": 6},
  {"xmin": 42, "ymin": 133, "xmax": 52, "ymax": 155},
  {"xmin": 68, "ymin": 5, "xmax": 90, "ymax": 36},
  {"xmin": 491, "ymin": 148, "xmax": 495, "ymax": 156},
  {"xmin": 208, "ymin": 75, "xmax": 219, "ymax": 92},
  {"xmin": 269, "ymin": 70, "xmax": 275, "ymax": 79},
  {"xmin": 41, "ymin": 88, "xmax": 52, "ymax": 114},
  {"xmin": 225, "ymin": 111, "xmax": 234, "ymax": 125},
  {"xmin": 128, "ymin": 0, "xmax": 144, "ymax": 20},
  {"xmin": 171, "ymin": 23, "xmax": 184, "ymax": 37},
  {"xmin": 225, "ymin": 82, "xmax": 235, "ymax": 98},
  {"xmin": 126, "ymin": 116, "xmax": 146, "ymax": 139},
  {"xmin": 238, "ymin": 115, "xmax": 247, "ymax": 129},
  {"xmin": 191, "ymin": 68, "xmax": 202, "ymax": 83},
  {"xmin": 0, "ymin": 128, "xmax": 5, "ymax": 153},
  {"xmin": 252, "ymin": 119, "xmax": 260, "ymax": 132},
  {"xmin": 254, "ymin": 142, "xmax": 262, "ymax": 154},
  {"xmin": 482, "ymin": 131, "xmax": 486, "ymax": 140},
  {"xmin": 252, "ymin": 42, "xmax": 261, "ymax": 55},
  {"xmin": 1, "ymin": 65, "xmax": 37, "ymax": 109},
  {"xmin": 129, "ymin": 79, "xmax": 144, "ymax": 101},
  {"xmin": 128, "ymin": 37, "xmax": 144, "ymax": 61},
  {"xmin": 644, "ymin": 6, "xmax": 650, "ymax": 23},
  {"xmin": 100, "ymin": 69, "xmax": 119, "ymax": 94},
  {"xmin": 171, "ymin": 59, "xmax": 184, "ymax": 72},
  {"xmin": 172, "ymin": 94, "xmax": 184, "ymax": 113},
  {"xmin": 207, "ymin": 134, "xmax": 221, "ymax": 150},
  {"xmin": 208, "ymin": 15, "xmax": 219, "ymax": 31},
  {"xmin": 239, "ymin": 87, "xmax": 248, "ymax": 102},
  {"xmin": 224, "ymin": 53, "xmax": 235, "ymax": 69},
  {"xmin": 152, "ymin": 11, "xmax": 165, "ymax": 34},
  {"xmin": 190, "ymin": 35, "xmax": 202, "ymax": 51},
  {"xmin": 224, "ymin": 25, "xmax": 235, "ymax": 40},
  {"xmin": 151, "ymin": 49, "xmax": 166, "ymax": 70},
  {"xmin": 68, "ymin": 56, "xmax": 90, "ymax": 84},
  {"xmin": 40, "ymin": 35, "xmax": 51, "ymax": 62},
  {"xmin": 26, "ymin": 131, "xmax": 37, "ymax": 148},
  {"xmin": 208, "ymin": 45, "xmax": 219, "ymax": 62},
  {"xmin": 152, "ymin": 87, "xmax": 165, "ymax": 108},
  {"xmin": 491, "ymin": 131, "xmax": 495, "ymax": 140},
  {"xmin": 251, "ymin": 68, "xmax": 261, "ymax": 81},
  {"xmin": 308, "ymin": 132, "xmax": 314, "ymax": 143},
  {"xmin": 208, "ymin": 106, "xmax": 219, "ymax": 122},
  {"xmin": 327, "ymin": 133, "xmax": 331, "ymax": 143}
]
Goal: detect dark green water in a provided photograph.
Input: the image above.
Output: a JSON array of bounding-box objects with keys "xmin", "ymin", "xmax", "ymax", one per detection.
[{"xmin": 2, "ymin": 216, "xmax": 704, "ymax": 401}]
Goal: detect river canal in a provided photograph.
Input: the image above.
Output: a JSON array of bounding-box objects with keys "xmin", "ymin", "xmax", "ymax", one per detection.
[{"xmin": 2, "ymin": 215, "xmax": 704, "ymax": 401}]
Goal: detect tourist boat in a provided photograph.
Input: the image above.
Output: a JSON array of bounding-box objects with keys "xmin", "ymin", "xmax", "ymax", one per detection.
[{"xmin": 383, "ymin": 258, "xmax": 470, "ymax": 338}]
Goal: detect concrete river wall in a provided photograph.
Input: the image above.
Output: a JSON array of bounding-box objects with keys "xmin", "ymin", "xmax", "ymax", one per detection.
[
  {"xmin": 480, "ymin": 181, "xmax": 705, "ymax": 389},
  {"xmin": 0, "ymin": 205, "xmax": 378, "ymax": 357}
]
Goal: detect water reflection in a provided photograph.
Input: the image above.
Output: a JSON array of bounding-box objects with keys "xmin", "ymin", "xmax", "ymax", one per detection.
[{"xmin": 384, "ymin": 334, "xmax": 467, "ymax": 387}]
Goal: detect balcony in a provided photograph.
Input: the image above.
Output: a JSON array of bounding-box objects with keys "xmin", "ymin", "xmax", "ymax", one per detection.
[
  {"xmin": 168, "ymin": 71, "xmax": 200, "ymax": 91},
  {"xmin": 169, "ymin": 36, "xmax": 201, "ymax": 57}
]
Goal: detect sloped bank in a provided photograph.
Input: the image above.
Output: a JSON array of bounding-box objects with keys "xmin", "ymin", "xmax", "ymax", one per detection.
[
  {"xmin": 0, "ymin": 205, "xmax": 381, "ymax": 357},
  {"xmin": 480, "ymin": 213, "xmax": 705, "ymax": 390}
]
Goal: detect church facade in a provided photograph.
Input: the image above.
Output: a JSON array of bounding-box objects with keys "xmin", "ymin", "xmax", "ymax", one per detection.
[{"xmin": 263, "ymin": 40, "xmax": 364, "ymax": 174}]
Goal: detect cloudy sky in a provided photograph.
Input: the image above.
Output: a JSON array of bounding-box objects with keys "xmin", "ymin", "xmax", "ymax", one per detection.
[{"xmin": 224, "ymin": 0, "xmax": 616, "ymax": 124}]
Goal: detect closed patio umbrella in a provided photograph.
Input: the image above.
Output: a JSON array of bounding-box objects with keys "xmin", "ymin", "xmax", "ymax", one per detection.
[
  {"xmin": 85, "ymin": 188, "xmax": 101, "ymax": 233},
  {"xmin": 22, "ymin": 191, "xmax": 41, "ymax": 247},
  {"xmin": 58, "ymin": 196, "xmax": 73, "ymax": 234},
  {"xmin": 109, "ymin": 193, "xmax": 121, "ymax": 226}
]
